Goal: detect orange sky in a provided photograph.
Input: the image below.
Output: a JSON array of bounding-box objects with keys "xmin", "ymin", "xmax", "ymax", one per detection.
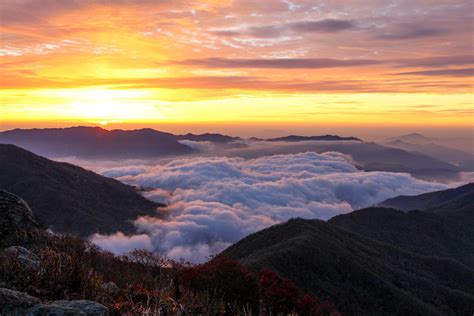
[{"xmin": 1, "ymin": 0, "xmax": 473, "ymax": 132}]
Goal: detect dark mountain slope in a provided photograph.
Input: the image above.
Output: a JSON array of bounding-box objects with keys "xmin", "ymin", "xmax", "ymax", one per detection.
[
  {"xmin": 0, "ymin": 126, "xmax": 194, "ymax": 158},
  {"xmin": 223, "ymin": 218, "xmax": 474, "ymax": 315},
  {"xmin": 378, "ymin": 182, "xmax": 474, "ymax": 213},
  {"xmin": 0, "ymin": 144, "xmax": 162, "ymax": 236},
  {"xmin": 329, "ymin": 207, "xmax": 474, "ymax": 267}
]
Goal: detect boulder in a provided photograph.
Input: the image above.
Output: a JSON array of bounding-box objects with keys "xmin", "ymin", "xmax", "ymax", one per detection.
[
  {"xmin": 0, "ymin": 288, "xmax": 40, "ymax": 315},
  {"xmin": 51, "ymin": 300, "xmax": 109, "ymax": 316},
  {"xmin": 4, "ymin": 246, "xmax": 40, "ymax": 270},
  {"xmin": 26, "ymin": 303, "xmax": 87, "ymax": 315},
  {"xmin": 26, "ymin": 300, "xmax": 108, "ymax": 316},
  {"xmin": 0, "ymin": 288, "xmax": 108, "ymax": 316},
  {"xmin": 100, "ymin": 281, "xmax": 120, "ymax": 295},
  {"xmin": 0, "ymin": 191, "xmax": 39, "ymax": 247}
]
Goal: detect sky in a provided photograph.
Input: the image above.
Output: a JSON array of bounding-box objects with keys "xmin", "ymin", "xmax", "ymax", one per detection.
[{"xmin": 1, "ymin": 0, "xmax": 473, "ymax": 136}]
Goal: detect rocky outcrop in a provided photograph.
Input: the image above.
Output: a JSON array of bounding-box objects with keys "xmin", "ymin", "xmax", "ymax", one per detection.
[
  {"xmin": 0, "ymin": 190, "xmax": 39, "ymax": 247},
  {"xmin": 0, "ymin": 288, "xmax": 40, "ymax": 315},
  {"xmin": 26, "ymin": 303, "xmax": 88, "ymax": 315},
  {"xmin": 26, "ymin": 300, "xmax": 109, "ymax": 315},
  {"xmin": 47, "ymin": 300, "xmax": 109, "ymax": 315},
  {"xmin": 100, "ymin": 282, "xmax": 120, "ymax": 296},
  {"xmin": 4, "ymin": 246, "xmax": 40, "ymax": 270},
  {"xmin": 0, "ymin": 288, "xmax": 109, "ymax": 316}
]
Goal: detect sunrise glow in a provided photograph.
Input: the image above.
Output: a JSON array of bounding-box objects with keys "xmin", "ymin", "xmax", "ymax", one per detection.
[{"xmin": 1, "ymin": 1, "xmax": 473, "ymax": 130}]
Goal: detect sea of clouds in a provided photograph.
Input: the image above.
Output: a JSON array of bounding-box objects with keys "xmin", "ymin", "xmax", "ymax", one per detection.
[{"xmin": 91, "ymin": 151, "xmax": 448, "ymax": 263}]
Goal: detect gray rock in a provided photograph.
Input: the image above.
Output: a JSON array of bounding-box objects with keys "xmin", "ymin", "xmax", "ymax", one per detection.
[
  {"xmin": 4, "ymin": 246, "xmax": 40, "ymax": 270},
  {"xmin": 26, "ymin": 304, "xmax": 87, "ymax": 316},
  {"xmin": 0, "ymin": 288, "xmax": 40, "ymax": 315},
  {"xmin": 51, "ymin": 301, "xmax": 109, "ymax": 316},
  {"xmin": 100, "ymin": 281, "xmax": 120, "ymax": 295},
  {"xmin": 0, "ymin": 288, "xmax": 108, "ymax": 316},
  {"xmin": 0, "ymin": 191, "xmax": 39, "ymax": 248}
]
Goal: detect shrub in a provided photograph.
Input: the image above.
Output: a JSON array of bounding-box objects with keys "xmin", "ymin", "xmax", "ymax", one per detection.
[{"xmin": 0, "ymin": 233, "xmax": 339, "ymax": 315}]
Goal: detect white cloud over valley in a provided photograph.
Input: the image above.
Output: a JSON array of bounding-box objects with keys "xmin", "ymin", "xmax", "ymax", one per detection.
[{"xmin": 91, "ymin": 151, "xmax": 447, "ymax": 263}]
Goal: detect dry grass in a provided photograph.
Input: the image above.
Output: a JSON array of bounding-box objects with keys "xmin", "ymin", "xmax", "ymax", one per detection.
[{"xmin": 0, "ymin": 232, "xmax": 339, "ymax": 315}]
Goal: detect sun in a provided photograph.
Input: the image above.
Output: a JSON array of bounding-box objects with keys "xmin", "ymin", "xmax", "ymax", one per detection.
[{"xmin": 64, "ymin": 88, "xmax": 162, "ymax": 122}]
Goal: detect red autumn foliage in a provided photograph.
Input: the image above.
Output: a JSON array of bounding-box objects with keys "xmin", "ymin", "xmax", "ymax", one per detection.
[
  {"xmin": 181, "ymin": 256, "xmax": 259, "ymax": 309},
  {"xmin": 181, "ymin": 256, "xmax": 340, "ymax": 315},
  {"xmin": 259, "ymin": 268, "xmax": 300, "ymax": 314},
  {"xmin": 1, "ymin": 233, "xmax": 340, "ymax": 315},
  {"xmin": 297, "ymin": 294, "xmax": 341, "ymax": 316}
]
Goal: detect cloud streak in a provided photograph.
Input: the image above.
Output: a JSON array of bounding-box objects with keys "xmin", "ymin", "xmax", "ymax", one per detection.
[
  {"xmin": 177, "ymin": 57, "xmax": 381, "ymax": 69},
  {"xmin": 176, "ymin": 55, "xmax": 474, "ymax": 70},
  {"xmin": 394, "ymin": 68, "xmax": 474, "ymax": 77},
  {"xmin": 91, "ymin": 151, "xmax": 446, "ymax": 263},
  {"xmin": 375, "ymin": 24, "xmax": 449, "ymax": 40},
  {"xmin": 212, "ymin": 19, "xmax": 356, "ymax": 38}
]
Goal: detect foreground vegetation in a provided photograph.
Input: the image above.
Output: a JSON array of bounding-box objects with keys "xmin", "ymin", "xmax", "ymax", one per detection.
[{"xmin": 0, "ymin": 232, "xmax": 339, "ymax": 315}]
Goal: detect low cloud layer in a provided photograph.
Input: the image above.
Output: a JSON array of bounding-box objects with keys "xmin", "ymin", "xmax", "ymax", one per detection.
[{"xmin": 92, "ymin": 151, "xmax": 446, "ymax": 263}]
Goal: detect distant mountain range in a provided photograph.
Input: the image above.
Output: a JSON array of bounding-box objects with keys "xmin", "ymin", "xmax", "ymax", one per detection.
[
  {"xmin": 299, "ymin": 141, "xmax": 460, "ymax": 181},
  {"xmin": 389, "ymin": 132, "xmax": 437, "ymax": 143},
  {"xmin": 0, "ymin": 144, "xmax": 162, "ymax": 236},
  {"xmin": 0, "ymin": 127, "xmax": 465, "ymax": 181},
  {"xmin": 385, "ymin": 132, "xmax": 474, "ymax": 166},
  {"xmin": 0, "ymin": 127, "xmax": 194, "ymax": 159},
  {"xmin": 267, "ymin": 134, "xmax": 361, "ymax": 142},
  {"xmin": 0, "ymin": 128, "xmax": 362, "ymax": 159},
  {"xmin": 385, "ymin": 139, "xmax": 473, "ymax": 165},
  {"xmin": 222, "ymin": 184, "xmax": 474, "ymax": 315},
  {"xmin": 176, "ymin": 133, "xmax": 240, "ymax": 143}
]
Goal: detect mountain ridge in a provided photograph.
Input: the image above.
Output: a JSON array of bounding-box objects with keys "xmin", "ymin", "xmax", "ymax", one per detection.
[
  {"xmin": 0, "ymin": 126, "xmax": 194, "ymax": 158},
  {"xmin": 223, "ymin": 183, "xmax": 474, "ymax": 314},
  {"xmin": 0, "ymin": 144, "xmax": 163, "ymax": 236},
  {"xmin": 378, "ymin": 182, "xmax": 474, "ymax": 213},
  {"xmin": 267, "ymin": 134, "xmax": 362, "ymax": 142},
  {"xmin": 222, "ymin": 217, "xmax": 474, "ymax": 315},
  {"xmin": 329, "ymin": 206, "xmax": 474, "ymax": 267}
]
